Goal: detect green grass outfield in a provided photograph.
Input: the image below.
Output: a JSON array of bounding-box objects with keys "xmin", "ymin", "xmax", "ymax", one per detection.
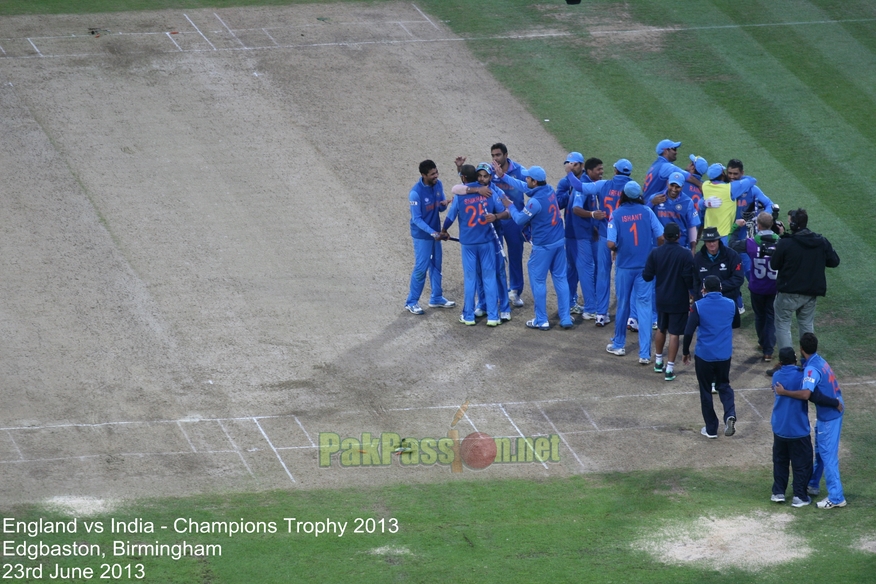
[{"xmin": 2, "ymin": 1, "xmax": 875, "ymax": 582}]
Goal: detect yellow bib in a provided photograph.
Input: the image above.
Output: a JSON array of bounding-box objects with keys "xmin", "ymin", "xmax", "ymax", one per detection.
[{"xmin": 702, "ymin": 181, "xmax": 735, "ymax": 236}]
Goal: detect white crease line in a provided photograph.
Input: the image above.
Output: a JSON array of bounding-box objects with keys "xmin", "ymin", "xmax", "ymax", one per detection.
[
  {"xmin": 295, "ymin": 416, "xmax": 316, "ymax": 447},
  {"xmin": 537, "ymin": 404, "xmax": 587, "ymax": 470},
  {"xmin": 262, "ymin": 28, "xmax": 279, "ymax": 46},
  {"xmin": 0, "ymin": 43, "xmax": 6, "ymax": 56},
  {"xmin": 741, "ymin": 392, "xmax": 765, "ymax": 420},
  {"xmin": 214, "ymin": 13, "xmax": 246, "ymax": 48},
  {"xmin": 218, "ymin": 419, "xmax": 254, "ymax": 477},
  {"xmin": 411, "ymin": 4, "xmax": 439, "ymax": 30},
  {"xmin": 0, "ymin": 450, "xmax": 239, "ymax": 465},
  {"xmin": 462, "ymin": 412, "xmax": 479, "ymax": 433},
  {"xmin": 580, "ymin": 405, "xmax": 600, "ymax": 431},
  {"xmin": 499, "ymin": 404, "xmax": 549, "ymax": 469},
  {"xmin": 26, "ymin": 38, "xmax": 43, "ymax": 57},
  {"xmin": 253, "ymin": 417, "xmax": 295, "ymax": 483},
  {"xmin": 177, "ymin": 421, "xmax": 197, "ymax": 452},
  {"xmin": 6, "ymin": 430, "xmax": 23, "ymax": 460},
  {"xmin": 397, "ymin": 22, "xmax": 414, "ymax": 38},
  {"xmin": 184, "ymin": 13, "xmax": 216, "ymax": 50},
  {"xmin": 165, "ymin": 31, "xmax": 183, "ymax": 51}
]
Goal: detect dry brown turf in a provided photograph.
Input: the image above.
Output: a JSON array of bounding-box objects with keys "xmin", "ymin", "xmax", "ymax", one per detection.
[{"xmin": 0, "ymin": 3, "xmax": 791, "ymax": 505}]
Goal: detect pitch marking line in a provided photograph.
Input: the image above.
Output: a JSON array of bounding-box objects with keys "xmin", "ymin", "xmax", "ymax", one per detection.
[
  {"xmin": 537, "ymin": 404, "xmax": 588, "ymax": 470},
  {"xmin": 184, "ymin": 13, "xmax": 216, "ymax": 51},
  {"xmin": 253, "ymin": 417, "xmax": 295, "ymax": 483},
  {"xmin": 165, "ymin": 31, "xmax": 183, "ymax": 51},
  {"xmin": 411, "ymin": 4, "xmax": 439, "ymax": 30},
  {"xmin": 177, "ymin": 421, "xmax": 197, "ymax": 452},
  {"xmin": 5, "ymin": 430, "xmax": 24, "ymax": 460},
  {"xmin": 214, "ymin": 13, "xmax": 246, "ymax": 48},
  {"xmin": 3, "ymin": 14, "xmax": 876, "ymax": 60},
  {"xmin": 499, "ymin": 404, "xmax": 549, "ymax": 470},
  {"xmin": 218, "ymin": 419, "xmax": 254, "ymax": 477}
]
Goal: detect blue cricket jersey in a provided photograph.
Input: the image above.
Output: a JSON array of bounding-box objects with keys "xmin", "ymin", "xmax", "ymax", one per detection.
[
  {"xmin": 643, "ymin": 156, "xmax": 689, "ymax": 200},
  {"xmin": 771, "ymin": 365, "xmax": 809, "ymax": 438},
  {"xmin": 647, "ymin": 191, "xmax": 701, "ymax": 248},
  {"xmin": 409, "ymin": 178, "xmax": 445, "ymax": 239},
  {"xmin": 507, "ymin": 184, "xmax": 564, "ymax": 247},
  {"xmin": 443, "ymin": 182, "xmax": 503, "ymax": 245},
  {"xmin": 802, "ymin": 353, "xmax": 844, "ymax": 422},
  {"xmin": 607, "ymin": 202, "xmax": 664, "ymax": 269}
]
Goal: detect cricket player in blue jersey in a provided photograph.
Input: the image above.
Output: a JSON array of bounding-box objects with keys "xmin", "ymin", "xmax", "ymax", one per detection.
[
  {"xmin": 405, "ymin": 159, "xmax": 455, "ymax": 315},
  {"xmin": 684, "ymin": 154, "xmax": 708, "ymax": 222},
  {"xmin": 566, "ymin": 160, "xmax": 630, "ymax": 327},
  {"xmin": 606, "ymin": 181, "xmax": 664, "ymax": 362},
  {"xmin": 775, "ymin": 333, "xmax": 846, "ymax": 509},
  {"xmin": 472, "ymin": 162, "xmax": 511, "ymax": 321},
  {"xmin": 560, "ymin": 157, "xmax": 604, "ymax": 319},
  {"xmin": 441, "ymin": 165, "xmax": 507, "ymax": 327},
  {"xmin": 490, "ymin": 143, "xmax": 528, "ymax": 308},
  {"xmin": 496, "ymin": 165, "xmax": 573, "ymax": 330},
  {"xmin": 647, "ymin": 172, "xmax": 701, "ymax": 253},
  {"xmin": 643, "ymin": 139, "xmax": 694, "ymax": 200},
  {"xmin": 769, "ymin": 347, "xmax": 813, "ymax": 507},
  {"xmin": 555, "ymin": 152, "xmax": 587, "ymax": 316}
]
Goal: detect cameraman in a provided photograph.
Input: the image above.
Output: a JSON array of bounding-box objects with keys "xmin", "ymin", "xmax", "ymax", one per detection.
[{"xmin": 768, "ymin": 209, "xmax": 840, "ymax": 372}]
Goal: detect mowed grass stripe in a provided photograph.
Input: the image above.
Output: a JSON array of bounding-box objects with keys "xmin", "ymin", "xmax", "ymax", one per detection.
[
  {"xmin": 810, "ymin": 0, "xmax": 876, "ymax": 52},
  {"xmin": 715, "ymin": 2, "xmax": 876, "ymax": 152},
  {"xmin": 761, "ymin": 1, "xmax": 876, "ymax": 103},
  {"xmin": 470, "ymin": 38, "xmax": 675, "ymax": 171}
]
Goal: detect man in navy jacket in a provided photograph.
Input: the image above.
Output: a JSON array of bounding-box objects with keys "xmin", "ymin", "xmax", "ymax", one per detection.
[
  {"xmin": 642, "ymin": 222, "xmax": 695, "ymax": 381},
  {"xmin": 683, "ymin": 276, "xmax": 741, "ymax": 438}
]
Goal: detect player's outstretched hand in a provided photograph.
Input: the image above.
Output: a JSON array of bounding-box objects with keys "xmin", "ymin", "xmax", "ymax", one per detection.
[
  {"xmin": 682, "ymin": 354, "xmax": 691, "ymax": 365},
  {"xmin": 492, "ymin": 160, "xmax": 505, "ymax": 179},
  {"xmin": 454, "ymin": 156, "xmax": 466, "ymax": 170}
]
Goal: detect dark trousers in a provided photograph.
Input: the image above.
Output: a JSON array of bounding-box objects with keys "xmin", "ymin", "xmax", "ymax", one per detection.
[
  {"xmin": 750, "ymin": 291, "xmax": 776, "ymax": 357},
  {"xmin": 772, "ymin": 434, "xmax": 813, "ymax": 500},
  {"xmin": 694, "ymin": 356, "xmax": 736, "ymax": 436}
]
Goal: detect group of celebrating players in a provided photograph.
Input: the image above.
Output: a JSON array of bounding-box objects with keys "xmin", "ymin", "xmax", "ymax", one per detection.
[{"xmin": 406, "ymin": 139, "xmax": 778, "ymax": 357}]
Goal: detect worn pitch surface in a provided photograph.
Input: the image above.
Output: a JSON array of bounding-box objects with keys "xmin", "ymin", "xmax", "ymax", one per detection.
[{"xmin": 1, "ymin": 3, "xmax": 784, "ymax": 504}]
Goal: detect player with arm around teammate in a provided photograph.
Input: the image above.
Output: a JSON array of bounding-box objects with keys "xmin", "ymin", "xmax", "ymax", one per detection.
[
  {"xmin": 774, "ymin": 333, "xmax": 846, "ymax": 509},
  {"xmin": 769, "ymin": 347, "xmax": 813, "ymax": 507},
  {"xmin": 441, "ymin": 165, "xmax": 506, "ymax": 326},
  {"xmin": 496, "ymin": 165, "xmax": 573, "ymax": 330},
  {"xmin": 405, "ymin": 159, "xmax": 455, "ymax": 314},
  {"xmin": 451, "ymin": 163, "xmax": 513, "ymax": 322}
]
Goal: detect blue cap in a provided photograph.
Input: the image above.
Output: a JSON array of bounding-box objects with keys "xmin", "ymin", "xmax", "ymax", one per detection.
[
  {"xmin": 689, "ymin": 154, "xmax": 708, "ymax": 175},
  {"xmin": 522, "ymin": 166, "xmax": 547, "ymax": 182},
  {"xmin": 565, "ymin": 152, "xmax": 584, "ymax": 164},
  {"xmin": 707, "ymin": 163, "xmax": 725, "ymax": 180},
  {"xmin": 656, "ymin": 139, "xmax": 681, "ymax": 155},
  {"xmin": 668, "ymin": 172, "xmax": 684, "ymax": 186},
  {"xmin": 613, "ymin": 158, "xmax": 633, "ymax": 175},
  {"xmin": 623, "ymin": 181, "xmax": 643, "ymax": 199},
  {"xmin": 476, "ymin": 162, "xmax": 492, "ymax": 173}
]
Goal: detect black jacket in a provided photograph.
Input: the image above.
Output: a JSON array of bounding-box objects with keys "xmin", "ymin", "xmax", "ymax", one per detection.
[
  {"xmin": 643, "ymin": 241, "xmax": 696, "ymax": 313},
  {"xmin": 693, "ymin": 241, "xmax": 744, "ymax": 301},
  {"xmin": 770, "ymin": 229, "xmax": 840, "ymax": 297}
]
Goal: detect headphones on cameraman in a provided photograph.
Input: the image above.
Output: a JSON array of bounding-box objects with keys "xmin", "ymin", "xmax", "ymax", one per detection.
[{"xmin": 789, "ymin": 209, "xmax": 801, "ymax": 232}]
